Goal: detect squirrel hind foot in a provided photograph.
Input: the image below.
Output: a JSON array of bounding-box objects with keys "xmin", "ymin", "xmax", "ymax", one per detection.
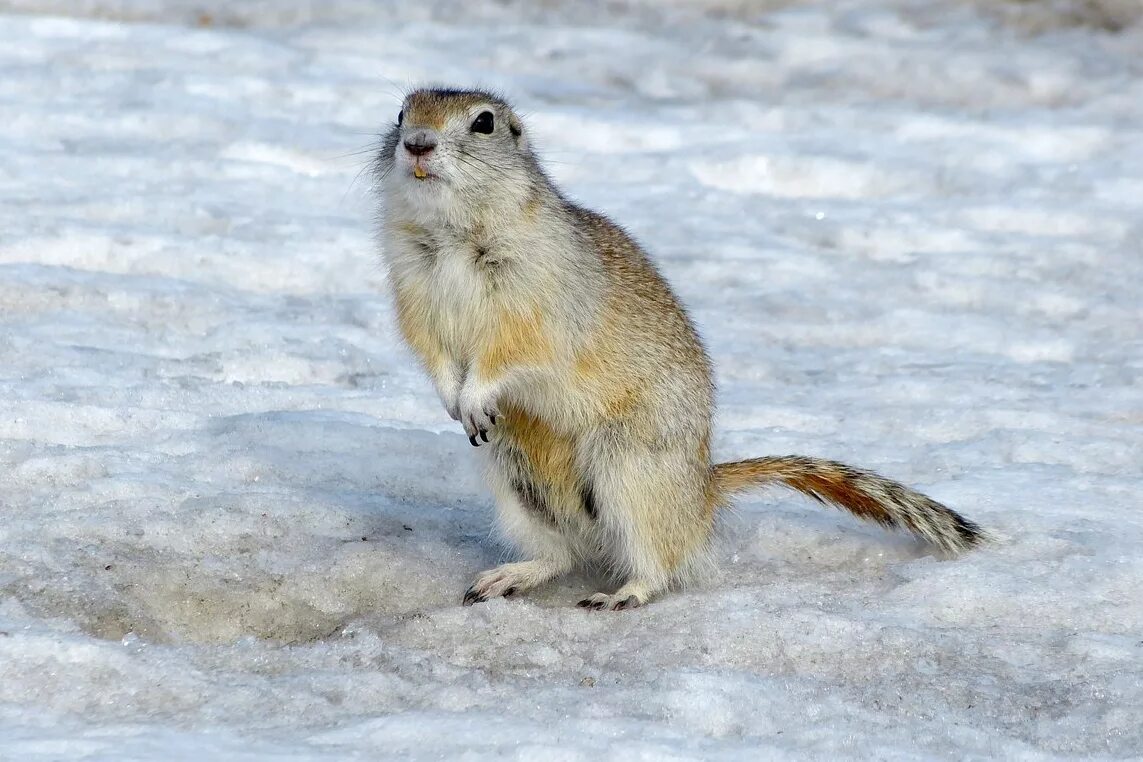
[
  {"xmin": 462, "ymin": 559, "xmax": 569, "ymax": 606},
  {"xmin": 576, "ymin": 592, "xmax": 643, "ymax": 611},
  {"xmin": 576, "ymin": 579, "xmax": 656, "ymax": 611}
]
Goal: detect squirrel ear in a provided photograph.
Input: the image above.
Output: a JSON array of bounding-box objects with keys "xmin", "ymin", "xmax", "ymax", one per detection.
[{"xmin": 508, "ymin": 114, "xmax": 524, "ymax": 142}]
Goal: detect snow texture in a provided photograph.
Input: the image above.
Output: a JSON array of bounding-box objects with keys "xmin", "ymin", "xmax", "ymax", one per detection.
[{"xmin": 1, "ymin": 0, "xmax": 1141, "ymax": 758}]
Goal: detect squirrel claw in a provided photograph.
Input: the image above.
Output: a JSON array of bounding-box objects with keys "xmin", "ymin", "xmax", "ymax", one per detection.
[
  {"xmin": 577, "ymin": 598, "xmax": 607, "ymax": 610},
  {"xmin": 613, "ymin": 595, "xmax": 640, "ymax": 610},
  {"xmin": 578, "ymin": 592, "xmax": 643, "ymax": 611},
  {"xmin": 458, "ymin": 390, "xmax": 499, "ymax": 443},
  {"xmin": 463, "ymin": 586, "xmax": 486, "ymax": 606}
]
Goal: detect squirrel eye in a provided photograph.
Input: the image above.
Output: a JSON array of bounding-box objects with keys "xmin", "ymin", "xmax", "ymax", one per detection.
[
  {"xmin": 397, "ymin": 109, "xmax": 404, "ymax": 125},
  {"xmin": 471, "ymin": 111, "xmax": 494, "ymax": 134}
]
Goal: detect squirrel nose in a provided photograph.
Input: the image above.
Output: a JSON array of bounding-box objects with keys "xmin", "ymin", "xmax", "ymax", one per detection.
[{"xmin": 403, "ymin": 130, "xmax": 437, "ymax": 157}]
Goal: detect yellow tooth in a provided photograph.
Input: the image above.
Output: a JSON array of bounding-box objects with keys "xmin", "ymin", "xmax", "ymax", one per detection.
[{"xmin": 413, "ymin": 166, "xmax": 427, "ymax": 179}]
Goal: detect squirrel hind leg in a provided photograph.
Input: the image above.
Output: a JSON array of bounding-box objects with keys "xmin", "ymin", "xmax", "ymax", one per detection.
[
  {"xmin": 578, "ymin": 448, "xmax": 714, "ymax": 611},
  {"xmin": 464, "ymin": 456, "xmax": 579, "ymax": 605}
]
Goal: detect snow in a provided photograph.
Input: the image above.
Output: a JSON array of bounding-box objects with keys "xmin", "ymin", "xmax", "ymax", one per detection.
[{"xmin": 1, "ymin": 0, "xmax": 1142, "ymax": 758}]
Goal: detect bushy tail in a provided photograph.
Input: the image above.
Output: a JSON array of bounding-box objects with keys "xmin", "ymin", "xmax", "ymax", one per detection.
[{"xmin": 712, "ymin": 455, "xmax": 983, "ymax": 554}]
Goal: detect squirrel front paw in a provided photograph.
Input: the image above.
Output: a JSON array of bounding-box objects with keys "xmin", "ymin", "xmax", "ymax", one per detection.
[{"xmin": 457, "ymin": 388, "xmax": 500, "ymax": 447}]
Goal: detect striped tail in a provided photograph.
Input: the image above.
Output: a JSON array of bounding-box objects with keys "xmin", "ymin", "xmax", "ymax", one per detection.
[{"xmin": 712, "ymin": 455, "xmax": 984, "ymax": 554}]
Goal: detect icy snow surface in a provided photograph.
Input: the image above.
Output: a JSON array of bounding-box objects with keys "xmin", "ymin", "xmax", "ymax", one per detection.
[{"xmin": 1, "ymin": 0, "xmax": 1141, "ymax": 758}]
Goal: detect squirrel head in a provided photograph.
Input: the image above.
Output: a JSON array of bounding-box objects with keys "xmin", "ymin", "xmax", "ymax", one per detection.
[{"xmin": 375, "ymin": 88, "xmax": 537, "ymax": 226}]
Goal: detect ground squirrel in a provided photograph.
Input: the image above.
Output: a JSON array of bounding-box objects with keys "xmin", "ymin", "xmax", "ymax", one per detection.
[{"xmin": 373, "ymin": 88, "xmax": 984, "ymax": 610}]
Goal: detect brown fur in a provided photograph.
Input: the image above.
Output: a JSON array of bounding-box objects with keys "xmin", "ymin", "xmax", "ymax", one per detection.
[
  {"xmin": 475, "ymin": 307, "xmax": 554, "ymax": 382},
  {"xmin": 404, "ymin": 90, "xmax": 490, "ymax": 131},
  {"xmin": 573, "ymin": 334, "xmax": 643, "ymax": 419},
  {"xmin": 498, "ymin": 404, "xmax": 582, "ymax": 523},
  {"xmin": 393, "ymin": 285, "xmax": 445, "ymax": 375},
  {"xmin": 713, "ymin": 456, "xmax": 984, "ymax": 554}
]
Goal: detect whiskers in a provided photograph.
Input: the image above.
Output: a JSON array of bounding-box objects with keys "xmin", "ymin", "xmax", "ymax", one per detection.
[
  {"xmin": 339, "ymin": 130, "xmax": 402, "ymax": 206},
  {"xmin": 454, "ymin": 147, "xmax": 516, "ymax": 189},
  {"xmin": 339, "ymin": 142, "xmax": 382, "ymax": 198},
  {"xmin": 449, "ymin": 150, "xmax": 488, "ymax": 187}
]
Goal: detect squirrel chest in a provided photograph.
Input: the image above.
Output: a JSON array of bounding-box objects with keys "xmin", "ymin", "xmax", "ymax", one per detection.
[{"xmin": 387, "ymin": 226, "xmax": 554, "ymax": 380}]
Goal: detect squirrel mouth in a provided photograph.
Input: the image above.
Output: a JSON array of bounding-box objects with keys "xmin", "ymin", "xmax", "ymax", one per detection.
[{"xmin": 412, "ymin": 163, "xmax": 437, "ymax": 181}]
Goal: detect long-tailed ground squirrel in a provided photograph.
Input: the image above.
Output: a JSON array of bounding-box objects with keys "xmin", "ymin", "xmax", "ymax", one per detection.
[{"xmin": 373, "ymin": 88, "xmax": 984, "ymax": 610}]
